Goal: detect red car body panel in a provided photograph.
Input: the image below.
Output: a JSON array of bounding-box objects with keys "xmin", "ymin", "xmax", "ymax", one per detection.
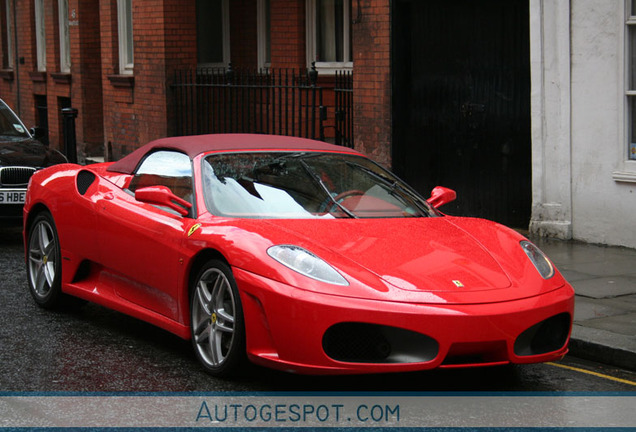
[{"xmin": 23, "ymin": 134, "xmax": 575, "ymax": 374}]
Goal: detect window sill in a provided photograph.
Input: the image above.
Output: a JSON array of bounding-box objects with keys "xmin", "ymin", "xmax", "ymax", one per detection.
[
  {"xmin": 107, "ymin": 74, "xmax": 134, "ymax": 88},
  {"xmin": 613, "ymin": 160, "xmax": 636, "ymax": 183},
  {"xmin": 29, "ymin": 71, "xmax": 46, "ymax": 82},
  {"xmin": 0, "ymin": 69, "xmax": 14, "ymax": 80},
  {"xmin": 312, "ymin": 63, "xmax": 353, "ymax": 75},
  {"xmin": 612, "ymin": 170, "xmax": 636, "ymax": 183},
  {"xmin": 51, "ymin": 72, "xmax": 72, "ymax": 84}
]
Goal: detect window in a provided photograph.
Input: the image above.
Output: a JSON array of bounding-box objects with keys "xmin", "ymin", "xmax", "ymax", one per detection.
[
  {"xmin": 306, "ymin": 0, "xmax": 352, "ymax": 72},
  {"xmin": 617, "ymin": 0, "xmax": 636, "ymax": 181},
  {"xmin": 257, "ymin": 0, "xmax": 270, "ymax": 70},
  {"xmin": 129, "ymin": 151, "xmax": 194, "ymax": 209},
  {"xmin": 196, "ymin": 0, "xmax": 230, "ymax": 68},
  {"xmin": 34, "ymin": 0, "xmax": 46, "ymax": 72},
  {"xmin": 1, "ymin": 0, "xmax": 13, "ymax": 69},
  {"xmin": 117, "ymin": 0, "xmax": 133, "ymax": 74},
  {"xmin": 58, "ymin": 0, "xmax": 70, "ymax": 73}
]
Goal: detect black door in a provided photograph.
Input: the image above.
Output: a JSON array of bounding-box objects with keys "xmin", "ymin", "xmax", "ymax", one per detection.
[{"xmin": 392, "ymin": 0, "xmax": 531, "ymax": 227}]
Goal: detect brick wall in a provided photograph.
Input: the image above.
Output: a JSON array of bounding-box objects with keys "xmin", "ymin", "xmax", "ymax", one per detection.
[
  {"xmin": 1, "ymin": 0, "xmax": 394, "ymax": 166},
  {"xmin": 351, "ymin": 0, "xmax": 391, "ymax": 168},
  {"xmin": 270, "ymin": 0, "xmax": 305, "ymax": 68},
  {"xmin": 73, "ymin": 0, "xmax": 103, "ymax": 158},
  {"xmin": 101, "ymin": 0, "xmax": 198, "ymax": 160},
  {"xmin": 0, "ymin": 0, "xmax": 18, "ymax": 111}
]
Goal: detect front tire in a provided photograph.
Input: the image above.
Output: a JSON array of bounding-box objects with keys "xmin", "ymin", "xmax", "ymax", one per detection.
[
  {"xmin": 190, "ymin": 259, "xmax": 246, "ymax": 377},
  {"xmin": 26, "ymin": 212, "xmax": 62, "ymax": 308}
]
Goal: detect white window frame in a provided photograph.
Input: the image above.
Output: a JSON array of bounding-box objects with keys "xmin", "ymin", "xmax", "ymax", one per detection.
[
  {"xmin": 616, "ymin": 0, "xmax": 636, "ymax": 182},
  {"xmin": 117, "ymin": 0, "xmax": 133, "ymax": 75},
  {"xmin": 34, "ymin": 0, "xmax": 46, "ymax": 72},
  {"xmin": 257, "ymin": 0, "xmax": 270, "ymax": 70},
  {"xmin": 3, "ymin": 0, "xmax": 13, "ymax": 68},
  {"xmin": 196, "ymin": 0, "xmax": 230, "ymax": 69},
  {"xmin": 58, "ymin": 0, "xmax": 70, "ymax": 73},
  {"xmin": 305, "ymin": 0, "xmax": 353, "ymax": 73}
]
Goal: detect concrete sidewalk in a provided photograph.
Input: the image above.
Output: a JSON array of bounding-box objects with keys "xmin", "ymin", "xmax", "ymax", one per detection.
[{"xmin": 532, "ymin": 237, "xmax": 636, "ymax": 371}]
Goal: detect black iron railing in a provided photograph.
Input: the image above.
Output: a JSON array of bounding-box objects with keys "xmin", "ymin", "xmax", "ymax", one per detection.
[
  {"xmin": 334, "ymin": 70, "xmax": 353, "ymax": 148},
  {"xmin": 172, "ymin": 64, "xmax": 326, "ymax": 141}
]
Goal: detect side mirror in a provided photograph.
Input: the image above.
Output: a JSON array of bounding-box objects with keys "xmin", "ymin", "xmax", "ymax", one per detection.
[
  {"xmin": 427, "ymin": 186, "xmax": 456, "ymax": 209},
  {"xmin": 30, "ymin": 126, "xmax": 47, "ymax": 144},
  {"xmin": 135, "ymin": 185, "xmax": 192, "ymax": 217}
]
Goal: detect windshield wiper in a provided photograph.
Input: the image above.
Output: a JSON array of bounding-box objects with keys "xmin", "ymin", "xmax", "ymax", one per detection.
[
  {"xmin": 344, "ymin": 161, "xmax": 431, "ymax": 217},
  {"xmin": 298, "ymin": 159, "xmax": 357, "ymax": 219}
]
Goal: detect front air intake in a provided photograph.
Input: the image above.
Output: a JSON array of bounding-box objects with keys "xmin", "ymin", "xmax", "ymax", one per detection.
[
  {"xmin": 322, "ymin": 322, "xmax": 438, "ymax": 364},
  {"xmin": 514, "ymin": 313, "xmax": 571, "ymax": 356}
]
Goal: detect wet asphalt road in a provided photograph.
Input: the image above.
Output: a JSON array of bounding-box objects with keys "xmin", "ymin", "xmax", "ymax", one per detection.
[{"xmin": 1, "ymin": 225, "xmax": 635, "ymax": 393}]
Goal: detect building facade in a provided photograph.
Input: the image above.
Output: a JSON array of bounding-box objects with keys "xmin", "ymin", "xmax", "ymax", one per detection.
[
  {"xmin": 1, "ymin": 0, "xmax": 635, "ymax": 248},
  {"xmin": 530, "ymin": 0, "xmax": 636, "ymax": 248}
]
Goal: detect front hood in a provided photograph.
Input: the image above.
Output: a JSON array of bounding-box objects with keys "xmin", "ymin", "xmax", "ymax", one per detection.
[
  {"xmin": 0, "ymin": 138, "xmax": 67, "ymax": 167},
  {"xmin": 264, "ymin": 217, "xmax": 512, "ymax": 293}
]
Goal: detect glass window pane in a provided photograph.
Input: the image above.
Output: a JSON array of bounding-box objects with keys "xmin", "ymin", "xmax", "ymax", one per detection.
[
  {"xmin": 125, "ymin": 0, "xmax": 133, "ymax": 63},
  {"xmin": 264, "ymin": 0, "xmax": 271, "ymax": 64},
  {"xmin": 2, "ymin": 0, "xmax": 13, "ymax": 68},
  {"xmin": 196, "ymin": 0, "xmax": 224, "ymax": 64},
  {"xmin": 35, "ymin": 0, "xmax": 46, "ymax": 71},
  {"xmin": 630, "ymin": 98, "xmax": 636, "ymax": 160},
  {"xmin": 316, "ymin": 0, "xmax": 344, "ymax": 62},
  {"xmin": 59, "ymin": 0, "xmax": 71, "ymax": 73},
  {"xmin": 632, "ymin": 0, "xmax": 636, "ymax": 17},
  {"xmin": 630, "ymin": 26, "xmax": 636, "ymax": 90}
]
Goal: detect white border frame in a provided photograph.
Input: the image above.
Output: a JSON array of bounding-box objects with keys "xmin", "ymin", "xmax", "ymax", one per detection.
[
  {"xmin": 305, "ymin": 0, "xmax": 353, "ymax": 73},
  {"xmin": 257, "ymin": 0, "xmax": 270, "ymax": 70},
  {"xmin": 614, "ymin": 0, "xmax": 636, "ymax": 182},
  {"xmin": 4, "ymin": 0, "xmax": 13, "ymax": 68},
  {"xmin": 34, "ymin": 0, "xmax": 46, "ymax": 72},
  {"xmin": 117, "ymin": 0, "xmax": 133, "ymax": 75},
  {"xmin": 58, "ymin": 0, "xmax": 70, "ymax": 73}
]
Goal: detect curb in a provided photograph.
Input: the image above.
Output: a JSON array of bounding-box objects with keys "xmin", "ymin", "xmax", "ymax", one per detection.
[{"xmin": 568, "ymin": 325, "xmax": 636, "ymax": 372}]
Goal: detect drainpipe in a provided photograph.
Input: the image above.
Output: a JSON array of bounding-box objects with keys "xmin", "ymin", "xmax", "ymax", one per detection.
[{"xmin": 12, "ymin": 0, "xmax": 20, "ymax": 115}]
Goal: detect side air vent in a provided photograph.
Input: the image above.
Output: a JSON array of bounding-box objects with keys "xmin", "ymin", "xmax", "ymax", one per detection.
[{"xmin": 76, "ymin": 170, "xmax": 96, "ymax": 195}]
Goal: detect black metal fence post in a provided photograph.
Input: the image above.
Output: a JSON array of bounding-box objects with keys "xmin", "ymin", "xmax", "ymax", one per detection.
[{"xmin": 61, "ymin": 107, "xmax": 78, "ymax": 164}]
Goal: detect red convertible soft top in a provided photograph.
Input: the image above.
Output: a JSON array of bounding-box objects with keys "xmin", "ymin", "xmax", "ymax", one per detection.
[{"xmin": 107, "ymin": 134, "xmax": 360, "ymax": 174}]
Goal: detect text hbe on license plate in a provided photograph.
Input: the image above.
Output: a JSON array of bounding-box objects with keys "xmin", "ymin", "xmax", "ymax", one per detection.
[{"xmin": 0, "ymin": 190, "xmax": 26, "ymax": 204}]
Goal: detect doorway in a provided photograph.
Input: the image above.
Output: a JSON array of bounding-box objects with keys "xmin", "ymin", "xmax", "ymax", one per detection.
[{"xmin": 392, "ymin": 0, "xmax": 531, "ymax": 227}]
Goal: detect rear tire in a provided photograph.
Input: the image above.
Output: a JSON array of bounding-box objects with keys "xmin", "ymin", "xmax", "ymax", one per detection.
[
  {"xmin": 190, "ymin": 259, "xmax": 246, "ymax": 377},
  {"xmin": 26, "ymin": 212, "xmax": 63, "ymax": 309}
]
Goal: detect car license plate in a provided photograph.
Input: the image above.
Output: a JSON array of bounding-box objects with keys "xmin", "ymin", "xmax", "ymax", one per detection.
[{"xmin": 0, "ymin": 190, "xmax": 26, "ymax": 204}]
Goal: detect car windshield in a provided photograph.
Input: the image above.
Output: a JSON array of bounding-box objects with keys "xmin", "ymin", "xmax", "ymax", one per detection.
[
  {"xmin": 201, "ymin": 152, "xmax": 435, "ymax": 219},
  {"xmin": 0, "ymin": 102, "xmax": 30, "ymax": 139}
]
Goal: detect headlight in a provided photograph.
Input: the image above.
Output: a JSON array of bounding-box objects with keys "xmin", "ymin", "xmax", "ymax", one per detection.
[
  {"xmin": 267, "ymin": 245, "xmax": 349, "ymax": 286},
  {"xmin": 520, "ymin": 241, "xmax": 555, "ymax": 279}
]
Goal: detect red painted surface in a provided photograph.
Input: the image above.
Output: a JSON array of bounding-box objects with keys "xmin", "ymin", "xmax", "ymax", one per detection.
[{"xmin": 23, "ymin": 134, "xmax": 574, "ymax": 374}]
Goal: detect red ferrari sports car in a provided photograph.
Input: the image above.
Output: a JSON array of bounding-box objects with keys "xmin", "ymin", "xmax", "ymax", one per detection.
[{"xmin": 23, "ymin": 134, "xmax": 574, "ymax": 376}]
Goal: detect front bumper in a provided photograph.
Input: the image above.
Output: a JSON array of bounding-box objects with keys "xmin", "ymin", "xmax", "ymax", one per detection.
[{"xmin": 235, "ymin": 267, "xmax": 575, "ymax": 375}]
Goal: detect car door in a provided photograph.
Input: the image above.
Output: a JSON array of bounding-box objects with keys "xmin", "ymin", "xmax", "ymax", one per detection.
[{"xmin": 95, "ymin": 150, "xmax": 195, "ymax": 320}]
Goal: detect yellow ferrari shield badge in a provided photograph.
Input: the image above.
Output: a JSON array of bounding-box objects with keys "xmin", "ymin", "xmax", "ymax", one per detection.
[{"xmin": 187, "ymin": 223, "xmax": 202, "ymax": 237}]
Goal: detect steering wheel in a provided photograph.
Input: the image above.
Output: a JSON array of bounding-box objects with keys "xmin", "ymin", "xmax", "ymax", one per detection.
[
  {"xmin": 333, "ymin": 189, "xmax": 365, "ymax": 203},
  {"xmin": 319, "ymin": 189, "xmax": 364, "ymax": 214}
]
